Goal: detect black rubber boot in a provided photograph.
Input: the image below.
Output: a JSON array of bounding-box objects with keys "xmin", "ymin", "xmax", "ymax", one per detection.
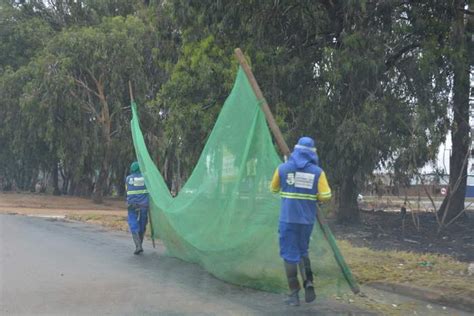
[
  {"xmin": 284, "ymin": 262, "xmax": 300, "ymax": 306},
  {"xmin": 300, "ymin": 256, "xmax": 316, "ymax": 303},
  {"xmin": 138, "ymin": 231, "xmax": 145, "ymax": 253},
  {"xmin": 132, "ymin": 233, "xmax": 143, "ymax": 255},
  {"xmin": 139, "ymin": 231, "xmax": 145, "ymax": 246},
  {"xmin": 284, "ymin": 290, "xmax": 300, "ymax": 306}
]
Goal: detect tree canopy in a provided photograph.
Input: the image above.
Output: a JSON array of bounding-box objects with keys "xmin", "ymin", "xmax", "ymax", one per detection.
[{"xmin": 0, "ymin": 0, "xmax": 471, "ymax": 223}]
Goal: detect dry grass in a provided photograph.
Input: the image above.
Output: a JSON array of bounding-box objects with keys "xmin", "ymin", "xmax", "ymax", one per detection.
[
  {"xmin": 335, "ymin": 240, "xmax": 473, "ymax": 315},
  {"xmin": 66, "ymin": 214, "xmax": 129, "ymax": 232},
  {"xmin": 338, "ymin": 239, "xmax": 473, "ymax": 298},
  {"xmin": 65, "ymin": 213, "xmax": 156, "ymax": 238}
]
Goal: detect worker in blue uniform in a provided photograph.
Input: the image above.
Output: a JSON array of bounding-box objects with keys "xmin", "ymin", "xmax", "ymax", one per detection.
[
  {"xmin": 125, "ymin": 161, "xmax": 149, "ymax": 255},
  {"xmin": 270, "ymin": 137, "xmax": 332, "ymax": 306}
]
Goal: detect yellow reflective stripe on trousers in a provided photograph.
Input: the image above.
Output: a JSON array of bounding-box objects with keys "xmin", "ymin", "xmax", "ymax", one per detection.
[
  {"xmin": 280, "ymin": 192, "xmax": 317, "ymax": 200},
  {"xmin": 127, "ymin": 189, "xmax": 148, "ymax": 195}
]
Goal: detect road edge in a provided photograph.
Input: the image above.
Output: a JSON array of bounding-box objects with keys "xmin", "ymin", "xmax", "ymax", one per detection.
[{"xmin": 368, "ymin": 281, "xmax": 474, "ymax": 313}]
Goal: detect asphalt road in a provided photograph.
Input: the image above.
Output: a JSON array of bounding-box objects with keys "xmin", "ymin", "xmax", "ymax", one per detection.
[{"xmin": 0, "ymin": 214, "xmax": 369, "ymax": 316}]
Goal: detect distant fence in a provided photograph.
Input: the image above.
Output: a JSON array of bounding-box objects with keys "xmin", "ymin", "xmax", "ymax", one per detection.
[{"xmin": 360, "ymin": 174, "xmax": 474, "ymax": 198}]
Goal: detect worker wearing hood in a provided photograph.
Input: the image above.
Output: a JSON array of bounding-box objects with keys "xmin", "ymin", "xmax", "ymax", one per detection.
[
  {"xmin": 270, "ymin": 137, "xmax": 331, "ymax": 306},
  {"xmin": 126, "ymin": 161, "xmax": 149, "ymax": 255}
]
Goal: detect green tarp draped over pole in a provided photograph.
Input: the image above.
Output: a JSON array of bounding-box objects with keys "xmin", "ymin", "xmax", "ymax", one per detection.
[{"xmin": 130, "ymin": 66, "xmax": 356, "ymax": 295}]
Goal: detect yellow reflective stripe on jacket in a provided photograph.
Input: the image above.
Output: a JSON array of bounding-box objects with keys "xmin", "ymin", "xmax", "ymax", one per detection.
[
  {"xmin": 280, "ymin": 192, "xmax": 318, "ymax": 200},
  {"xmin": 317, "ymin": 191, "xmax": 332, "ymax": 200},
  {"xmin": 127, "ymin": 189, "xmax": 148, "ymax": 195},
  {"xmin": 317, "ymin": 192, "xmax": 332, "ymax": 198}
]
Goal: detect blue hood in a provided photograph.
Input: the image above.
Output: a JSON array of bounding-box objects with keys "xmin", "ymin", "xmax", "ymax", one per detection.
[{"xmin": 288, "ymin": 137, "xmax": 319, "ymax": 169}]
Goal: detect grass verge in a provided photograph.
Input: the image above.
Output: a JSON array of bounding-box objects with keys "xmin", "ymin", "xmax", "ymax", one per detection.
[
  {"xmin": 338, "ymin": 239, "xmax": 473, "ymax": 298},
  {"xmin": 66, "ymin": 214, "xmax": 129, "ymax": 232}
]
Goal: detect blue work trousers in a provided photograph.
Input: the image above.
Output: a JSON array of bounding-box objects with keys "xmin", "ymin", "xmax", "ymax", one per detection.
[
  {"xmin": 279, "ymin": 222, "xmax": 314, "ymax": 264},
  {"xmin": 127, "ymin": 205, "xmax": 148, "ymax": 234}
]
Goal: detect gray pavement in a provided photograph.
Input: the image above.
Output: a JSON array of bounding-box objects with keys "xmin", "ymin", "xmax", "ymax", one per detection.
[{"xmin": 0, "ymin": 214, "xmax": 369, "ymax": 315}]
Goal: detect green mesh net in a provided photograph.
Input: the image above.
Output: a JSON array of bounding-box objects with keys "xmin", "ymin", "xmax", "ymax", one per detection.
[{"xmin": 131, "ymin": 66, "xmax": 358, "ymax": 295}]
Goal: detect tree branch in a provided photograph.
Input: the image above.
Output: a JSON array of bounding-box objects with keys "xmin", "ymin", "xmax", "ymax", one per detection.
[
  {"xmin": 85, "ymin": 67, "xmax": 100, "ymax": 88},
  {"xmin": 69, "ymin": 88, "xmax": 99, "ymax": 119},
  {"xmin": 385, "ymin": 43, "xmax": 419, "ymax": 70},
  {"xmin": 73, "ymin": 77, "xmax": 101, "ymax": 99},
  {"xmin": 445, "ymin": 203, "xmax": 470, "ymax": 227}
]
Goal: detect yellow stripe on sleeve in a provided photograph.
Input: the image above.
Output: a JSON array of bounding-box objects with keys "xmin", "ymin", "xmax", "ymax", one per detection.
[
  {"xmin": 317, "ymin": 171, "xmax": 332, "ymax": 202},
  {"xmin": 270, "ymin": 168, "xmax": 280, "ymax": 193}
]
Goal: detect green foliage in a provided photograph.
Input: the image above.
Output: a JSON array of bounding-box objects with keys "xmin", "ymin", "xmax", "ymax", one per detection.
[
  {"xmin": 153, "ymin": 36, "xmax": 236, "ymax": 186},
  {"xmin": 40, "ymin": 15, "xmax": 149, "ymax": 198},
  {"xmin": 0, "ymin": 2, "xmax": 53, "ymax": 71},
  {"xmin": 0, "ymin": 0, "xmax": 466, "ymax": 221},
  {"xmin": 164, "ymin": 0, "xmax": 458, "ymax": 222},
  {"xmin": 0, "ymin": 3, "xmax": 155, "ymax": 194}
]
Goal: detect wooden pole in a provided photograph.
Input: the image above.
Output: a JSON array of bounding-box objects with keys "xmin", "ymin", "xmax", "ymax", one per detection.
[
  {"xmin": 234, "ymin": 48, "xmax": 291, "ymax": 158},
  {"xmin": 234, "ymin": 48, "xmax": 360, "ymax": 294},
  {"xmin": 128, "ymin": 81, "xmax": 134, "ymax": 103},
  {"xmin": 128, "ymin": 80, "xmax": 155, "ymax": 248}
]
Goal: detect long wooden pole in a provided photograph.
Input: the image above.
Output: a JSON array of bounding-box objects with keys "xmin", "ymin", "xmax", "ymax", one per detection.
[
  {"xmin": 234, "ymin": 48, "xmax": 290, "ymax": 158},
  {"xmin": 128, "ymin": 80, "xmax": 155, "ymax": 248},
  {"xmin": 128, "ymin": 81, "xmax": 134, "ymax": 103},
  {"xmin": 234, "ymin": 48, "xmax": 360, "ymax": 294}
]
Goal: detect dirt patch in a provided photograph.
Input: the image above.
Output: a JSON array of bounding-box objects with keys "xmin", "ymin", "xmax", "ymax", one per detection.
[
  {"xmin": 0, "ymin": 191, "xmax": 126, "ymax": 216},
  {"xmin": 66, "ymin": 213, "xmax": 129, "ymax": 232},
  {"xmin": 330, "ymin": 209, "xmax": 474, "ymax": 262}
]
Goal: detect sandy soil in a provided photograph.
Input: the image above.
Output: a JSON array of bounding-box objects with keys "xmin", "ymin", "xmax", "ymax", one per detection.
[{"xmin": 0, "ymin": 192, "xmax": 126, "ymax": 216}]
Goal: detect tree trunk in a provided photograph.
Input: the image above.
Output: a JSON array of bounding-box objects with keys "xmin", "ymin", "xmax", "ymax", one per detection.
[
  {"xmin": 68, "ymin": 178, "xmax": 76, "ymax": 196},
  {"xmin": 92, "ymin": 123, "xmax": 111, "ymax": 203},
  {"xmin": 17, "ymin": 161, "xmax": 28, "ymax": 190},
  {"xmin": 92, "ymin": 79, "xmax": 112, "ymax": 204},
  {"xmin": 61, "ymin": 173, "xmax": 69, "ymax": 194},
  {"xmin": 337, "ymin": 172, "xmax": 359, "ymax": 223},
  {"xmin": 52, "ymin": 160, "xmax": 61, "ymax": 196},
  {"xmin": 29, "ymin": 170, "xmax": 38, "ymax": 193},
  {"xmin": 118, "ymin": 167, "xmax": 127, "ymax": 197},
  {"xmin": 163, "ymin": 154, "xmax": 172, "ymax": 190},
  {"xmin": 438, "ymin": 0, "xmax": 470, "ymax": 223},
  {"xmin": 176, "ymin": 154, "xmax": 181, "ymax": 192},
  {"xmin": 93, "ymin": 158, "xmax": 109, "ymax": 203}
]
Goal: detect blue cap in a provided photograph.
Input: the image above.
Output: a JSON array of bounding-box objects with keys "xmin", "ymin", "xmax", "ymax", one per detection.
[{"xmin": 294, "ymin": 137, "xmax": 316, "ymax": 152}]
